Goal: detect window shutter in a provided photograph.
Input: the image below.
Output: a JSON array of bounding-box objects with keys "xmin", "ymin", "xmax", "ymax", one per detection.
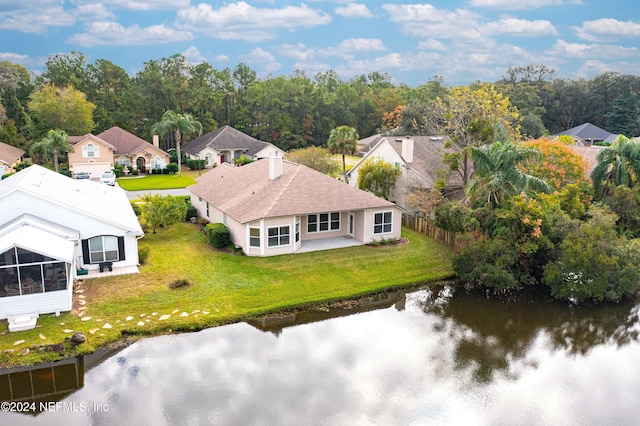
[
  {"xmin": 117, "ymin": 236, "xmax": 125, "ymax": 261},
  {"xmin": 81, "ymin": 239, "xmax": 90, "ymax": 264}
]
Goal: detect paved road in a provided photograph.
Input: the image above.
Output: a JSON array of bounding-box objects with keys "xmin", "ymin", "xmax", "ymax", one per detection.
[{"xmin": 126, "ymin": 188, "xmax": 190, "ymax": 200}]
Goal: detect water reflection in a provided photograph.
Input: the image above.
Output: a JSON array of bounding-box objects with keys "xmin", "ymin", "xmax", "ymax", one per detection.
[{"xmin": 2, "ymin": 286, "xmax": 640, "ymax": 425}]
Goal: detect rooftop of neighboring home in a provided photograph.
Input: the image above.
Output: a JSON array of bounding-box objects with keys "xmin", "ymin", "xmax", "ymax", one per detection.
[
  {"xmin": 188, "ymin": 158, "xmax": 397, "ymax": 224},
  {"xmin": 554, "ymin": 122, "xmax": 618, "ymax": 144},
  {"xmin": 69, "ymin": 126, "xmax": 168, "ymax": 156},
  {"xmin": 0, "ymin": 141, "xmax": 25, "ymax": 165},
  {"xmin": 183, "ymin": 125, "xmax": 278, "ymax": 157},
  {"xmin": 0, "ymin": 164, "xmax": 143, "ymax": 234},
  {"xmin": 353, "ymin": 134, "xmax": 463, "ymax": 188}
]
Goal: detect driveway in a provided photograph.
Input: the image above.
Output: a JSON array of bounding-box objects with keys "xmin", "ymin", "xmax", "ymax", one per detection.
[{"xmin": 126, "ymin": 188, "xmax": 190, "ymax": 200}]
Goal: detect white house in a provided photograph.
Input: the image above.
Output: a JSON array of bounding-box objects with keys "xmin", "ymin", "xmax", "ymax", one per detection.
[
  {"xmin": 0, "ymin": 165, "xmax": 144, "ymax": 320},
  {"xmin": 182, "ymin": 125, "xmax": 285, "ymax": 168},
  {"xmin": 188, "ymin": 157, "xmax": 402, "ymax": 256}
]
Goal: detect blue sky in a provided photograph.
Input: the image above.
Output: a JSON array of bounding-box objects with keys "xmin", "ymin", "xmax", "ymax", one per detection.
[{"xmin": 1, "ymin": 1, "xmax": 638, "ymax": 87}]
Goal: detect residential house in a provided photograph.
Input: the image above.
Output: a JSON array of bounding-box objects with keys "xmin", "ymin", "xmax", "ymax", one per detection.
[
  {"xmin": 0, "ymin": 141, "xmax": 25, "ymax": 177},
  {"xmin": 553, "ymin": 122, "xmax": 618, "ymax": 146},
  {"xmin": 0, "ymin": 165, "xmax": 144, "ymax": 319},
  {"xmin": 188, "ymin": 157, "xmax": 402, "ymax": 256},
  {"xmin": 183, "ymin": 125, "xmax": 285, "ymax": 168},
  {"xmin": 345, "ymin": 135, "xmax": 464, "ymax": 210},
  {"xmin": 68, "ymin": 126, "xmax": 171, "ymax": 177}
]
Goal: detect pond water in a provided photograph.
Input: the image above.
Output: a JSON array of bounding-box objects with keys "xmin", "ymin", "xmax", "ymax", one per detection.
[{"xmin": 2, "ymin": 285, "xmax": 640, "ymax": 425}]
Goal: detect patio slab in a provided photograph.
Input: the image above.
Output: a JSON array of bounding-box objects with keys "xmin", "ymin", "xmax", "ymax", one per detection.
[{"xmin": 296, "ymin": 236, "xmax": 363, "ymax": 254}]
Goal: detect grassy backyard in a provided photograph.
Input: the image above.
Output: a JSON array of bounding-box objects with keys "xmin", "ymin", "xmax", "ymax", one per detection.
[
  {"xmin": 117, "ymin": 170, "xmax": 199, "ymax": 190},
  {"xmin": 0, "ymin": 223, "xmax": 454, "ymax": 367}
]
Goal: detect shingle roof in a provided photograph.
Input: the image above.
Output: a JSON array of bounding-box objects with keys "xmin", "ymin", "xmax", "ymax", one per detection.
[
  {"xmin": 97, "ymin": 126, "xmax": 168, "ymax": 156},
  {"xmin": 182, "ymin": 125, "xmax": 277, "ymax": 157},
  {"xmin": 0, "ymin": 141, "xmax": 25, "ymax": 165},
  {"xmin": 188, "ymin": 159, "xmax": 396, "ymax": 224},
  {"xmin": 555, "ymin": 122, "xmax": 614, "ymax": 141},
  {"xmin": 69, "ymin": 134, "xmax": 117, "ymax": 151},
  {"xmin": 0, "ymin": 164, "xmax": 143, "ymax": 234}
]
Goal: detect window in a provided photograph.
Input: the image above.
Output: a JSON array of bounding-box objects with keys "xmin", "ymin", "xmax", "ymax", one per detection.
[
  {"xmin": 268, "ymin": 226, "xmax": 290, "ymax": 247},
  {"xmin": 89, "ymin": 236, "xmax": 119, "ymax": 263},
  {"xmin": 250, "ymin": 227, "xmax": 260, "ymax": 247},
  {"xmin": 150, "ymin": 156, "xmax": 165, "ymax": 170},
  {"xmin": 307, "ymin": 212, "xmax": 340, "ymax": 233},
  {"xmin": 205, "ymin": 153, "xmax": 213, "ymax": 166},
  {"xmin": 82, "ymin": 143, "xmax": 99, "ymax": 158},
  {"xmin": 373, "ymin": 211, "xmax": 393, "ymax": 235},
  {"xmin": 206, "ymin": 202, "xmax": 209, "ymax": 218},
  {"xmin": 116, "ymin": 156, "xmax": 131, "ymax": 167},
  {"xmin": 295, "ymin": 221, "xmax": 300, "ymax": 243}
]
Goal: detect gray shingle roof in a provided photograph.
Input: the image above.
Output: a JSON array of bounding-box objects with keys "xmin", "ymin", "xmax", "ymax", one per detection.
[
  {"xmin": 554, "ymin": 122, "xmax": 614, "ymax": 142},
  {"xmin": 188, "ymin": 159, "xmax": 396, "ymax": 224},
  {"xmin": 182, "ymin": 125, "xmax": 275, "ymax": 157}
]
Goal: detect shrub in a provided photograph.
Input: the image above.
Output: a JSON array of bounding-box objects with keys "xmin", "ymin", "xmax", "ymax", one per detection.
[
  {"xmin": 14, "ymin": 160, "xmax": 33, "ymax": 172},
  {"xmin": 169, "ymin": 279, "xmax": 191, "ymax": 289},
  {"xmin": 132, "ymin": 169, "xmax": 139, "ymax": 176},
  {"xmin": 113, "ymin": 163, "xmax": 124, "ymax": 177},
  {"xmin": 2, "ymin": 173, "xmax": 13, "ymax": 180},
  {"xmin": 138, "ymin": 245, "xmax": 150, "ymax": 264},
  {"xmin": 130, "ymin": 201, "xmax": 142, "ymax": 216},
  {"xmin": 205, "ymin": 223, "xmax": 232, "ymax": 249},
  {"xmin": 185, "ymin": 203, "xmax": 197, "ymax": 221},
  {"xmin": 166, "ymin": 162, "xmax": 178, "ymax": 174},
  {"xmin": 162, "ymin": 167, "xmax": 170, "ymax": 174},
  {"xmin": 186, "ymin": 159, "xmax": 206, "ymax": 170},
  {"xmin": 233, "ymin": 155, "xmax": 254, "ymax": 166}
]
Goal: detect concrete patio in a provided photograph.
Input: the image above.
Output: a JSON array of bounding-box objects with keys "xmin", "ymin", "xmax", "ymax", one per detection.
[
  {"xmin": 78, "ymin": 265, "xmax": 140, "ymax": 280},
  {"xmin": 296, "ymin": 236, "xmax": 364, "ymax": 254}
]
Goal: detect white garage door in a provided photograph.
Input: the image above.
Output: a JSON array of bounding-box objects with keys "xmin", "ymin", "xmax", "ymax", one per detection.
[{"xmin": 72, "ymin": 162, "xmax": 112, "ymax": 179}]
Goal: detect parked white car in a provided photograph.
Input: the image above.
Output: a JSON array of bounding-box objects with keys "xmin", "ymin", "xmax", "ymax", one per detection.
[{"xmin": 100, "ymin": 171, "xmax": 116, "ymax": 186}]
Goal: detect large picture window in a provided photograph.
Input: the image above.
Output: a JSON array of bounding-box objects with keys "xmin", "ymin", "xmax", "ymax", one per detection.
[
  {"xmin": 116, "ymin": 156, "xmax": 131, "ymax": 167},
  {"xmin": 268, "ymin": 226, "xmax": 290, "ymax": 247},
  {"xmin": 250, "ymin": 227, "xmax": 260, "ymax": 247},
  {"xmin": 373, "ymin": 211, "xmax": 393, "ymax": 235},
  {"xmin": 150, "ymin": 156, "xmax": 165, "ymax": 170},
  {"xmin": 307, "ymin": 212, "xmax": 340, "ymax": 233},
  {"xmin": 89, "ymin": 236, "xmax": 119, "ymax": 263}
]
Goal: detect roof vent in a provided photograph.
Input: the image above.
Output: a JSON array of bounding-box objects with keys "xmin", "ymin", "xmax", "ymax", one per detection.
[{"xmin": 395, "ymin": 138, "xmax": 402, "ymax": 142}]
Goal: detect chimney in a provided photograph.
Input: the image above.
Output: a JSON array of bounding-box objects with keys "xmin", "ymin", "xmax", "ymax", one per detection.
[
  {"xmin": 402, "ymin": 136, "xmax": 414, "ymax": 163},
  {"xmin": 152, "ymin": 134, "xmax": 159, "ymax": 147},
  {"xmin": 269, "ymin": 156, "xmax": 282, "ymax": 180}
]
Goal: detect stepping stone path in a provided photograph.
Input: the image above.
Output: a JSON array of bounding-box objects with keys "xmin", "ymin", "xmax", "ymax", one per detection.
[
  {"xmin": 39, "ymin": 334, "xmax": 46, "ymax": 340},
  {"xmin": 63, "ymin": 329, "xmax": 74, "ymax": 334},
  {"xmin": 102, "ymin": 323, "xmax": 112, "ymax": 329},
  {"xmin": 81, "ymin": 317, "xmax": 92, "ymax": 321},
  {"xmin": 89, "ymin": 329, "xmax": 99, "ymax": 335},
  {"xmin": 13, "ymin": 340, "xmax": 25, "ymax": 346},
  {"xmin": 126, "ymin": 316, "xmax": 133, "ymax": 321},
  {"xmin": 137, "ymin": 321, "xmax": 145, "ymax": 326},
  {"xmin": 180, "ymin": 312, "xmax": 189, "ymax": 317},
  {"xmin": 172, "ymin": 309, "xmax": 179, "ymax": 314},
  {"xmin": 159, "ymin": 315, "xmax": 170, "ymax": 320}
]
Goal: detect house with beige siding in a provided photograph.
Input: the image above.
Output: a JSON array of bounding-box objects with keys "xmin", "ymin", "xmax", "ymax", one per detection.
[
  {"xmin": 0, "ymin": 141, "xmax": 25, "ymax": 177},
  {"xmin": 188, "ymin": 157, "xmax": 402, "ymax": 256},
  {"xmin": 68, "ymin": 126, "xmax": 170, "ymax": 177}
]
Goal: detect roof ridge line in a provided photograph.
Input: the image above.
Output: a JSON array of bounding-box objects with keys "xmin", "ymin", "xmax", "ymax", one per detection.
[{"xmin": 264, "ymin": 164, "xmax": 300, "ymax": 217}]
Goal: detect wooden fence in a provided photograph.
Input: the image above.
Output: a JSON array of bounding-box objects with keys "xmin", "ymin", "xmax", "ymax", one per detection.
[{"xmin": 402, "ymin": 214, "xmax": 456, "ymax": 247}]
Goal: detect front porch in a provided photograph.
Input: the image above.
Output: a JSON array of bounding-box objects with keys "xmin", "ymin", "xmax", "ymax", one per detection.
[{"xmin": 297, "ymin": 236, "xmax": 363, "ymax": 254}]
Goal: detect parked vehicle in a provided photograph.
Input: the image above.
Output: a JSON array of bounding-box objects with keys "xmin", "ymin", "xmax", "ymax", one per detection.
[
  {"xmin": 75, "ymin": 171, "xmax": 91, "ymax": 180},
  {"xmin": 100, "ymin": 171, "xmax": 116, "ymax": 186}
]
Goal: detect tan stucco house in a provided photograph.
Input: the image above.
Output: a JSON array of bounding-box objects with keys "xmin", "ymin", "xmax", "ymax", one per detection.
[
  {"xmin": 68, "ymin": 126, "xmax": 171, "ymax": 177},
  {"xmin": 188, "ymin": 157, "xmax": 402, "ymax": 256},
  {"xmin": 0, "ymin": 141, "xmax": 25, "ymax": 177}
]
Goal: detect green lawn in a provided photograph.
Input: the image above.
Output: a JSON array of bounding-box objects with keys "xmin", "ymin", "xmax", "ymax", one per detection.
[
  {"xmin": 0, "ymin": 223, "xmax": 453, "ymax": 367},
  {"xmin": 117, "ymin": 170, "xmax": 198, "ymax": 190}
]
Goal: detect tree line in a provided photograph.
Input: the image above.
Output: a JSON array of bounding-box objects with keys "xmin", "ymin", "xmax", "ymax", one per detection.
[{"xmin": 1, "ymin": 56, "xmax": 640, "ymax": 154}]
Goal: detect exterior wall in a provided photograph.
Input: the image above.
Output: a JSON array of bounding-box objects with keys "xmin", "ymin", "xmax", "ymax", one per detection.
[
  {"xmin": 299, "ymin": 211, "xmax": 348, "ymax": 241},
  {"xmin": 0, "ymin": 192, "xmax": 139, "ymax": 272},
  {"xmin": 254, "ymin": 145, "xmax": 285, "ymax": 159},
  {"xmin": 361, "ymin": 206, "xmax": 402, "ymax": 243},
  {"xmin": 0, "ymin": 283, "xmax": 72, "ymax": 320},
  {"xmin": 131, "ymin": 147, "xmax": 171, "ymax": 170},
  {"xmin": 69, "ymin": 138, "xmax": 114, "ymax": 174}
]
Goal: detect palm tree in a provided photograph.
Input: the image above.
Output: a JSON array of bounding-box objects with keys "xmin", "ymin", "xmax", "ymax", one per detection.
[
  {"xmin": 466, "ymin": 141, "xmax": 551, "ymax": 207},
  {"xmin": 327, "ymin": 125, "xmax": 359, "ymax": 174},
  {"xmin": 591, "ymin": 135, "xmax": 640, "ymax": 196},
  {"xmin": 151, "ymin": 111, "xmax": 202, "ymax": 176},
  {"xmin": 30, "ymin": 129, "xmax": 73, "ymax": 173}
]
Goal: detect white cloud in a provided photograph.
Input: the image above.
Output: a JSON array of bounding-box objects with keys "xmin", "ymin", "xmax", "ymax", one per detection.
[
  {"xmin": 572, "ymin": 18, "xmax": 640, "ymax": 42},
  {"xmin": 70, "ymin": 0, "xmax": 191, "ymax": 11},
  {"xmin": 482, "ymin": 18, "xmax": 558, "ymax": 37},
  {"xmin": 66, "ymin": 22, "xmax": 193, "ymax": 47},
  {"xmin": 417, "ymin": 39, "xmax": 448, "ymax": 51},
  {"xmin": 279, "ymin": 43, "xmax": 317, "ymax": 61},
  {"xmin": 175, "ymin": 2, "xmax": 331, "ymax": 42},
  {"xmin": 468, "ymin": 0, "xmax": 583, "ymax": 10},
  {"xmin": 382, "ymin": 4, "xmax": 484, "ymax": 41},
  {"xmin": 335, "ymin": 3, "xmax": 374, "ymax": 18},
  {"xmin": 239, "ymin": 47, "xmax": 281, "ymax": 74},
  {"xmin": 183, "ymin": 46, "xmax": 205, "ymax": 63},
  {"xmin": 215, "ymin": 54, "xmax": 230, "ymax": 62},
  {"xmin": 73, "ymin": 3, "xmax": 116, "ymax": 22},
  {"xmin": 548, "ymin": 39, "xmax": 639, "ymax": 59},
  {"xmin": 0, "ymin": 6, "xmax": 75, "ymax": 34},
  {"xmin": 0, "ymin": 52, "xmax": 28, "ymax": 62},
  {"xmin": 320, "ymin": 38, "xmax": 387, "ymax": 59}
]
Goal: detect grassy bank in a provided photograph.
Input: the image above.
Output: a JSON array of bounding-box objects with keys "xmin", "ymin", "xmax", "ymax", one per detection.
[{"xmin": 0, "ymin": 223, "xmax": 453, "ymax": 367}]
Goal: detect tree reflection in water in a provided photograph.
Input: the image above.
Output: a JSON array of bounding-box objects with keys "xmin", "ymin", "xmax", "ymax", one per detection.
[{"xmin": 412, "ymin": 285, "xmax": 640, "ymax": 383}]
